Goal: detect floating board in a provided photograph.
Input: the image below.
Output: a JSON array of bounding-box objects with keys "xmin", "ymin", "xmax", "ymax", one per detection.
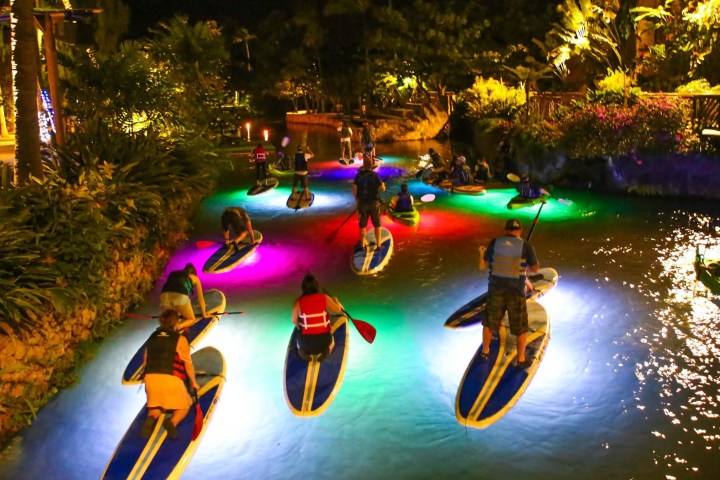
[
  {"xmin": 507, "ymin": 193, "xmax": 550, "ymax": 210},
  {"xmin": 122, "ymin": 290, "xmax": 226, "ymax": 385},
  {"xmin": 695, "ymin": 247, "xmax": 720, "ymax": 295},
  {"xmin": 351, "ymin": 227, "xmax": 393, "ymax": 275},
  {"xmin": 388, "ymin": 206, "xmax": 420, "ymax": 226},
  {"xmin": 103, "ymin": 347, "xmax": 226, "ymax": 479},
  {"xmin": 283, "ymin": 315, "xmax": 349, "ymax": 417},
  {"xmin": 338, "ymin": 158, "xmax": 356, "ymax": 166},
  {"xmin": 247, "ymin": 177, "xmax": 279, "ymax": 196},
  {"xmin": 286, "ymin": 191, "xmax": 315, "ymax": 210},
  {"xmin": 455, "ymin": 301, "xmax": 550, "ymax": 429},
  {"xmin": 438, "ymin": 179, "xmax": 487, "ymax": 196},
  {"xmin": 202, "ymin": 231, "xmax": 263, "ymax": 274},
  {"xmin": 444, "ymin": 268, "xmax": 558, "ymax": 329}
]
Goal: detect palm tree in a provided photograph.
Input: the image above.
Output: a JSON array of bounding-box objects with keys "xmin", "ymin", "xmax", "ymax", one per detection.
[
  {"xmin": 234, "ymin": 27, "xmax": 256, "ymax": 72},
  {"xmin": 11, "ymin": 0, "xmax": 43, "ymax": 183}
]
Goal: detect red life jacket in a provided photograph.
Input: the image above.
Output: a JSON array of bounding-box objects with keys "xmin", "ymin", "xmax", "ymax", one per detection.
[
  {"xmin": 298, "ymin": 293, "xmax": 330, "ymax": 335},
  {"xmin": 254, "ymin": 148, "xmax": 266, "ymax": 162}
]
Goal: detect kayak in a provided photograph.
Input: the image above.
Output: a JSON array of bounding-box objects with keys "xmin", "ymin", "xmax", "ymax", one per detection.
[
  {"xmin": 695, "ymin": 246, "xmax": 720, "ymax": 295},
  {"xmin": 202, "ymin": 231, "xmax": 263, "ymax": 274},
  {"xmin": 283, "ymin": 315, "xmax": 350, "ymax": 416},
  {"xmin": 248, "ymin": 177, "xmax": 279, "ymax": 196},
  {"xmin": 387, "ymin": 206, "xmax": 420, "ymax": 226},
  {"xmin": 455, "ymin": 300, "xmax": 550, "ymax": 429},
  {"xmin": 103, "ymin": 347, "xmax": 226, "ymax": 479},
  {"xmin": 122, "ymin": 290, "xmax": 226, "ymax": 385},
  {"xmin": 507, "ymin": 193, "xmax": 550, "ymax": 210},
  {"xmin": 286, "ymin": 191, "xmax": 315, "ymax": 210},
  {"xmin": 444, "ymin": 268, "xmax": 558, "ymax": 329},
  {"xmin": 269, "ymin": 162, "xmax": 294, "ymax": 176}
]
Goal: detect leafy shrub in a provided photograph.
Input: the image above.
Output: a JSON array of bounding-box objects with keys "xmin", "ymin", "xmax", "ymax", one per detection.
[
  {"xmin": 675, "ymin": 79, "xmax": 720, "ymax": 94},
  {"xmin": 587, "ymin": 68, "xmax": 642, "ymax": 105},
  {"xmin": 458, "ymin": 77, "xmax": 525, "ymax": 121}
]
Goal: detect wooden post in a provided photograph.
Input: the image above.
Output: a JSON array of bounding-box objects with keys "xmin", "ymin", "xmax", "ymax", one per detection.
[{"xmin": 41, "ymin": 13, "xmax": 65, "ymax": 146}]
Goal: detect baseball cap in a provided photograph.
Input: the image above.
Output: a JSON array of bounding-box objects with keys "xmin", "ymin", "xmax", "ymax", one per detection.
[{"xmin": 504, "ymin": 219, "xmax": 522, "ymax": 230}]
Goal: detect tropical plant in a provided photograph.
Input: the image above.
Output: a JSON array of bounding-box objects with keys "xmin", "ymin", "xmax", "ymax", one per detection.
[
  {"xmin": 458, "ymin": 77, "xmax": 525, "ymax": 121},
  {"xmin": 587, "ymin": 67, "xmax": 642, "ymax": 105}
]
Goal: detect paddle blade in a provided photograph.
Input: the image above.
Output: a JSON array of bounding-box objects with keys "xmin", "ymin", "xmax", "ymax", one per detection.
[
  {"xmin": 507, "ymin": 173, "xmax": 521, "ymax": 183},
  {"xmin": 556, "ymin": 197, "xmax": 573, "ymax": 206},
  {"xmin": 281, "ymin": 136, "xmax": 291, "ymax": 147},
  {"xmin": 196, "ymin": 240, "xmax": 219, "ymax": 249},
  {"xmin": 350, "ymin": 318, "xmax": 377, "ymax": 344},
  {"xmin": 192, "ymin": 401, "xmax": 203, "ymax": 440},
  {"xmin": 419, "ymin": 193, "xmax": 436, "ymax": 202}
]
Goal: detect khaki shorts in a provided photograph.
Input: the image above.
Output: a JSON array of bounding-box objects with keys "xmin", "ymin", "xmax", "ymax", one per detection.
[
  {"xmin": 483, "ymin": 290, "xmax": 528, "ymax": 336},
  {"xmin": 160, "ymin": 292, "xmax": 190, "ymax": 311}
]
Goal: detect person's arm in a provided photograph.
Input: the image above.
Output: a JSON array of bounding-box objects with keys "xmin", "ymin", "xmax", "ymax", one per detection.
[
  {"xmin": 178, "ymin": 336, "xmax": 199, "ymax": 391},
  {"xmin": 191, "ymin": 274, "xmax": 208, "ymax": 318},
  {"xmin": 325, "ymin": 295, "xmax": 344, "ymax": 315},
  {"xmin": 478, "ymin": 245, "xmax": 488, "ymax": 270},
  {"xmin": 525, "ymin": 243, "xmax": 540, "ymax": 273},
  {"xmin": 390, "ymin": 195, "xmax": 399, "ymax": 209},
  {"xmin": 291, "ymin": 299, "xmax": 300, "ymax": 328},
  {"xmin": 245, "ymin": 217, "xmax": 255, "ymax": 243},
  {"xmin": 378, "ymin": 176, "xmax": 386, "ymax": 192}
]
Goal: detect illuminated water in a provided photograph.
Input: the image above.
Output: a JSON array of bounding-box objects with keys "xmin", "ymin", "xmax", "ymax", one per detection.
[{"xmin": 1, "ymin": 126, "xmax": 719, "ymax": 480}]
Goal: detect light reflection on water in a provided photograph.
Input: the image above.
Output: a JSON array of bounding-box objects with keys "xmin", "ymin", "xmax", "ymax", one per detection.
[{"xmin": 0, "ymin": 125, "xmax": 719, "ymax": 480}]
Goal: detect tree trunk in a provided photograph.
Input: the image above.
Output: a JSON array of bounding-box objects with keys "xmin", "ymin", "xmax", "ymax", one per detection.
[{"xmin": 12, "ymin": 0, "xmax": 43, "ymax": 184}]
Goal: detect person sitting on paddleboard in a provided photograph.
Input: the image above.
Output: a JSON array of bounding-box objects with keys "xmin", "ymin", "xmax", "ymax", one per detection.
[
  {"xmin": 221, "ymin": 206, "xmax": 255, "ymax": 246},
  {"xmin": 390, "ymin": 183, "xmax": 413, "ymax": 213},
  {"xmin": 517, "ymin": 173, "xmax": 549, "ymax": 199},
  {"xmin": 291, "ymin": 145, "xmax": 314, "ymax": 201},
  {"xmin": 291, "ymin": 274, "xmax": 344, "ymax": 361},
  {"xmin": 160, "ymin": 263, "xmax": 207, "ymax": 331},
  {"xmin": 140, "ymin": 309, "xmax": 199, "ymax": 439},
  {"xmin": 353, "ymin": 156, "xmax": 386, "ymax": 250},
  {"xmin": 448, "ymin": 155, "xmax": 472, "ymax": 186},
  {"xmin": 425, "ymin": 148, "xmax": 448, "ymax": 184},
  {"xmin": 478, "ymin": 219, "xmax": 540, "ymax": 369},
  {"xmin": 474, "ymin": 158, "xmax": 491, "ymax": 184},
  {"xmin": 251, "ymin": 143, "xmax": 268, "ymax": 186}
]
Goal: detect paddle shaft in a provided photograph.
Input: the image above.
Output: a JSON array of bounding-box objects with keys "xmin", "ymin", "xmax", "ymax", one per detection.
[
  {"xmin": 325, "ymin": 207, "xmax": 358, "ymax": 242},
  {"xmin": 526, "ymin": 202, "xmax": 545, "ymax": 242},
  {"xmin": 125, "ymin": 311, "xmax": 247, "ymax": 319}
]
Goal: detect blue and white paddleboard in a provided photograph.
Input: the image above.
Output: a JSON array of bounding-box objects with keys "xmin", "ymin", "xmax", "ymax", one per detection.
[
  {"xmin": 122, "ymin": 290, "xmax": 226, "ymax": 385},
  {"xmin": 247, "ymin": 177, "xmax": 279, "ymax": 196},
  {"xmin": 202, "ymin": 231, "xmax": 263, "ymax": 274},
  {"xmin": 283, "ymin": 316, "xmax": 349, "ymax": 417},
  {"xmin": 444, "ymin": 268, "xmax": 558, "ymax": 329},
  {"xmin": 351, "ymin": 226, "xmax": 393, "ymax": 275},
  {"xmin": 286, "ymin": 191, "xmax": 315, "ymax": 210},
  {"xmin": 103, "ymin": 347, "xmax": 226, "ymax": 480},
  {"xmin": 455, "ymin": 301, "xmax": 549, "ymax": 429}
]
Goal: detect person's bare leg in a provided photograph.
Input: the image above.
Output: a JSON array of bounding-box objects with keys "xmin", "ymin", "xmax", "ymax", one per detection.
[
  {"xmin": 176, "ymin": 303, "xmax": 196, "ymax": 331},
  {"xmin": 482, "ymin": 326, "xmax": 492, "ymax": 355},
  {"xmin": 516, "ymin": 332, "xmax": 528, "ymax": 363},
  {"xmin": 373, "ymin": 226, "xmax": 382, "ymax": 250},
  {"xmin": 359, "ymin": 226, "xmax": 368, "ymax": 247}
]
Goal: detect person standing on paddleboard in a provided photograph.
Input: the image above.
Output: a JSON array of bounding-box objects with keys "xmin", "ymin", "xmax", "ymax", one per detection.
[
  {"xmin": 141, "ymin": 309, "xmax": 199, "ymax": 439},
  {"xmin": 338, "ymin": 121, "xmax": 353, "ymax": 162},
  {"xmin": 221, "ymin": 206, "xmax": 256, "ymax": 246},
  {"xmin": 291, "ymin": 274, "xmax": 344, "ymax": 361},
  {"xmin": 353, "ymin": 156, "xmax": 385, "ymax": 250},
  {"xmin": 478, "ymin": 219, "xmax": 540, "ymax": 369},
  {"xmin": 160, "ymin": 263, "xmax": 208, "ymax": 331},
  {"xmin": 251, "ymin": 143, "xmax": 268, "ymax": 186},
  {"xmin": 291, "ymin": 145, "xmax": 314, "ymax": 201}
]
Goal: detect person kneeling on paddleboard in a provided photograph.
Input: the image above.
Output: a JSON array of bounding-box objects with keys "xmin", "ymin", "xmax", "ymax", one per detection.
[
  {"xmin": 222, "ymin": 206, "xmax": 256, "ymax": 246},
  {"xmin": 291, "ymin": 274, "xmax": 344, "ymax": 362},
  {"xmin": 160, "ymin": 263, "xmax": 208, "ymax": 331},
  {"xmin": 478, "ymin": 219, "xmax": 540, "ymax": 369},
  {"xmin": 141, "ymin": 309, "xmax": 200, "ymax": 439}
]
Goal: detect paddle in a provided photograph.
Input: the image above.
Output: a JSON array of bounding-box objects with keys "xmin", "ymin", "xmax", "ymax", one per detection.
[
  {"xmin": 325, "ymin": 207, "xmax": 358, "ymax": 243},
  {"xmin": 323, "ymin": 290, "xmax": 376, "ymax": 344},
  {"xmin": 125, "ymin": 311, "xmax": 247, "ymax": 319},
  {"xmin": 506, "ymin": 173, "xmax": 573, "ymax": 206},
  {"xmin": 196, "ymin": 239, "xmax": 262, "ymax": 249},
  {"xmin": 526, "ymin": 201, "xmax": 546, "ymax": 241},
  {"xmin": 191, "ymin": 390, "xmax": 202, "ymax": 440}
]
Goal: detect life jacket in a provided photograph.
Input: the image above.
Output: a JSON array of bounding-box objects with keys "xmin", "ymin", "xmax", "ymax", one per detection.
[
  {"xmin": 161, "ymin": 270, "xmax": 193, "ymax": 296},
  {"xmin": 144, "ymin": 328, "xmax": 188, "ymax": 381},
  {"xmin": 294, "ymin": 152, "xmax": 308, "ymax": 172},
  {"xmin": 254, "ymin": 148, "xmax": 266, "ymax": 162},
  {"xmin": 355, "ymin": 169, "xmax": 380, "ymax": 202},
  {"xmin": 395, "ymin": 191, "xmax": 413, "ymax": 212},
  {"xmin": 518, "ymin": 181, "xmax": 541, "ymax": 199},
  {"xmin": 490, "ymin": 235, "xmax": 527, "ymax": 279},
  {"xmin": 298, "ymin": 293, "xmax": 330, "ymax": 335}
]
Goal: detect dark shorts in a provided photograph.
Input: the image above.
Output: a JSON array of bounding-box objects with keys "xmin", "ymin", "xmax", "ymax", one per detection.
[
  {"xmin": 255, "ymin": 162, "xmax": 267, "ymax": 180},
  {"xmin": 358, "ymin": 201, "xmax": 381, "ymax": 228},
  {"xmin": 293, "ymin": 173, "xmax": 309, "ymax": 188},
  {"xmin": 483, "ymin": 289, "xmax": 528, "ymax": 336},
  {"xmin": 296, "ymin": 331, "xmax": 332, "ymax": 357}
]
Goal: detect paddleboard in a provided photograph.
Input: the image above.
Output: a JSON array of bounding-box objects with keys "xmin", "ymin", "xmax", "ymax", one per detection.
[
  {"xmin": 286, "ymin": 191, "xmax": 315, "ymax": 210},
  {"xmin": 247, "ymin": 177, "xmax": 279, "ymax": 196},
  {"xmin": 103, "ymin": 347, "xmax": 226, "ymax": 480},
  {"xmin": 455, "ymin": 300, "xmax": 549, "ymax": 429},
  {"xmin": 695, "ymin": 247, "xmax": 720, "ymax": 295},
  {"xmin": 283, "ymin": 315, "xmax": 349, "ymax": 417},
  {"xmin": 507, "ymin": 193, "xmax": 550, "ymax": 210},
  {"xmin": 202, "ymin": 231, "xmax": 263, "ymax": 274},
  {"xmin": 438, "ymin": 179, "xmax": 486, "ymax": 196},
  {"xmin": 122, "ymin": 290, "xmax": 226, "ymax": 385},
  {"xmin": 351, "ymin": 226, "xmax": 393, "ymax": 275},
  {"xmin": 444, "ymin": 268, "xmax": 558, "ymax": 329},
  {"xmin": 339, "ymin": 158, "xmax": 356, "ymax": 166},
  {"xmin": 388, "ymin": 206, "xmax": 420, "ymax": 226}
]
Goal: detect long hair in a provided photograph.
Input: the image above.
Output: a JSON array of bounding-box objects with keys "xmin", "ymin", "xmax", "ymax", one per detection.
[
  {"xmin": 183, "ymin": 263, "xmax": 197, "ymax": 276},
  {"xmin": 301, "ymin": 274, "xmax": 320, "ymax": 296},
  {"xmin": 158, "ymin": 309, "xmax": 179, "ymax": 329}
]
